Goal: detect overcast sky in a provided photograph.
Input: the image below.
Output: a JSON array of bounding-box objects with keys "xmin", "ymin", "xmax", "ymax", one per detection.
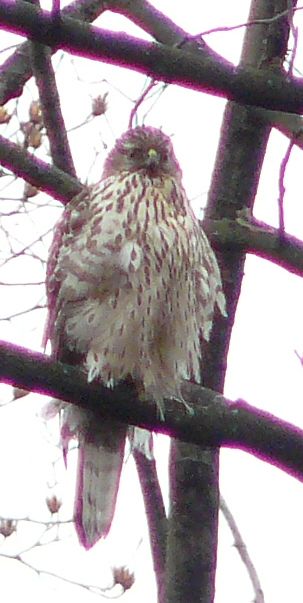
[{"xmin": 1, "ymin": 2, "xmax": 303, "ymax": 602}]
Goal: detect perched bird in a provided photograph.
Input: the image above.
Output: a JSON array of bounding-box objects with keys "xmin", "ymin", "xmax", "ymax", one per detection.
[{"xmin": 43, "ymin": 126, "xmax": 226, "ymax": 549}]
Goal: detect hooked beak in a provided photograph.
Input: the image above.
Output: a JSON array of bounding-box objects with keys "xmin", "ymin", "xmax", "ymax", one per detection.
[{"xmin": 145, "ymin": 148, "xmax": 160, "ymax": 175}]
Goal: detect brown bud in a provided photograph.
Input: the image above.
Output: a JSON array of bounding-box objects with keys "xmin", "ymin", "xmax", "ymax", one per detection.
[
  {"xmin": 0, "ymin": 106, "xmax": 11, "ymax": 124},
  {"xmin": 20, "ymin": 121, "xmax": 33, "ymax": 136},
  {"xmin": 46, "ymin": 495, "xmax": 62, "ymax": 514},
  {"xmin": 29, "ymin": 100, "xmax": 43, "ymax": 125},
  {"xmin": 113, "ymin": 566, "xmax": 135, "ymax": 591},
  {"xmin": 21, "ymin": 121, "xmax": 43, "ymax": 148},
  {"xmin": 92, "ymin": 93, "xmax": 108, "ymax": 116},
  {"xmin": 27, "ymin": 125, "xmax": 42, "ymax": 149},
  {"xmin": 24, "ymin": 183, "xmax": 38, "ymax": 198},
  {"xmin": 0, "ymin": 519, "xmax": 17, "ymax": 538}
]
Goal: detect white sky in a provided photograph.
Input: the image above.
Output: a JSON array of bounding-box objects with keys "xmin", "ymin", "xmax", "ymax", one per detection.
[{"xmin": 1, "ymin": 2, "xmax": 303, "ymax": 602}]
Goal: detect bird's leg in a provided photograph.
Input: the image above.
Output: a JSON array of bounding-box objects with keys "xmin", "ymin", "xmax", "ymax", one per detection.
[
  {"xmin": 128, "ymin": 427, "xmax": 153, "ymax": 460},
  {"xmin": 155, "ymin": 398, "xmax": 166, "ymax": 422},
  {"xmin": 155, "ymin": 394, "xmax": 194, "ymax": 420},
  {"xmin": 169, "ymin": 394, "xmax": 194, "ymax": 416}
]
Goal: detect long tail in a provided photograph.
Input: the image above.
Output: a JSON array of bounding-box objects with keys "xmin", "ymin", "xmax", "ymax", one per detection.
[{"xmin": 74, "ymin": 424, "xmax": 126, "ymax": 549}]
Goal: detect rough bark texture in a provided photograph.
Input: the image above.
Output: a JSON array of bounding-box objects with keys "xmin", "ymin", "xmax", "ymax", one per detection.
[
  {"xmin": 1, "ymin": 1, "xmax": 303, "ymax": 112},
  {"xmin": 2, "ymin": 340, "xmax": 303, "ymax": 480},
  {"xmin": 165, "ymin": 1, "xmax": 297, "ymax": 602},
  {"xmin": 0, "ymin": 1, "xmax": 300, "ymax": 601}
]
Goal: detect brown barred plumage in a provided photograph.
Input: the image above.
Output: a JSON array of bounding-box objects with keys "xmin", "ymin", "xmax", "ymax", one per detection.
[{"xmin": 44, "ymin": 126, "xmax": 226, "ymax": 548}]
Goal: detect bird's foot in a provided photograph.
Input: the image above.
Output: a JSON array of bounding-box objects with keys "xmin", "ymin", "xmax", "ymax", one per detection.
[
  {"xmin": 155, "ymin": 394, "xmax": 194, "ymax": 420},
  {"xmin": 129, "ymin": 427, "xmax": 153, "ymax": 460},
  {"xmin": 170, "ymin": 394, "xmax": 194, "ymax": 416},
  {"xmin": 155, "ymin": 399, "xmax": 166, "ymax": 422}
]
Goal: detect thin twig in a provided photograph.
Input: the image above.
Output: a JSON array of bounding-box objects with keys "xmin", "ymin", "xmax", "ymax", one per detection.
[
  {"xmin": 277, "ymin": 138, "xmax": 295, "ymax": 235},
  {"xmin": 128, "ymin": 80, "xmax": 157, "ymax": 128},
  {"xmin": 2, "ymin": 553, "xmax": 116, "ymax": 597},
  {"xmin": 286, "ymin": 0, "xmax": 299, "ymax": 76},
  {"xmin": 220, "ymin": 495, "xmax": 265, "ymax": 603},
  {"xmin": 199, "ymin": 5, "xmax": 303, "ymax": 37},
  {"xmin": 0, "ymin": 303, "xmax": 45, "ymax": 321},
  {"xmin": 0, "ymin": 280, "xmax": 44, "ymax": 286},
  {"xmin": 0, "ymin": 515, "xmax": 72, "ymax": 525}
]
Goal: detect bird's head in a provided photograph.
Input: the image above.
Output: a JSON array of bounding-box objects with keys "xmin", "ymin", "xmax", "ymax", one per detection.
[{"xmin": 102, "ymin": 126, "xmax": 182, "ymax": 181}]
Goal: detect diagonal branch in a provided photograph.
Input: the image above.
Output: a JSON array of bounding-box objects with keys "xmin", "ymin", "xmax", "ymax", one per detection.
[
  {"xmin": 107, "ymin": 0, "xmax": 226, "ymax": 64},
  {"xmin": 1, "ymin": 339, "xmax": 303, "ymax": 480},
  {"xmin": 1, "ymin": 134, "xmax": 303, "ymax": 277},
  {"xmin": 2, "ymin": 0, "xmax": 303, "ymax": 148},
  {"xmin": 1, "ymin": 1, "xmax": 303, "ymax": 113},
  {"xmin": 0, "ymin": 0, "xmax": 107, "ymax": 105},
  {"xmin": 30, "ymin": 39, "xmax": 76, "ymax": 176},
  {"xmin": 133, "ymin": 450, "xmax": 167, "ymax": 603},
  {"xmin": 109, "ymin": 0, "xmax": 303, "ymax": 147},
  {"xmin": 27, "ymin": 0, "xmax": 76, "ymax": 177},
  {"xmin": 0, "ymin": 133, "xmax": 82, "ymax": 202},
  {"xmin": 109, "ymin": 0, "xmax": 303, "ymax": 149},
  {"xmin": 220, "ymin": 495, "xmax": 264, "ymax": 603}
]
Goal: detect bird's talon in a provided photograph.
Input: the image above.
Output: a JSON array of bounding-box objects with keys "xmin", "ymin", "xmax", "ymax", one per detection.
[
  {"xmin": 156, "ymin": 401, "xmax": 166, "ymax": 421},
  {"xmin": 171, "ymin": 395, "xmax": 194, "ymax": 415}
]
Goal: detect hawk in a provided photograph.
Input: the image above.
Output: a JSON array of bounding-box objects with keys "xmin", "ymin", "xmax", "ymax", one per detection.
[{"xmin": 43, "ymin": 126, "xmax": 226, "ymax": 549}]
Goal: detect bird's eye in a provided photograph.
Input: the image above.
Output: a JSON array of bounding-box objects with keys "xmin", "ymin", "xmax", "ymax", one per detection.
[{"xmin": 129, "ymin": 148, "xmax": 141, "ymax": 160}]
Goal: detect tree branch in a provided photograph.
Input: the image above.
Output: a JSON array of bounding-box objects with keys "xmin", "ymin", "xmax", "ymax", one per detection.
[
  {"xmin": 107, "ymin": 0, "xmax": 226, "ymax": 64},
  {"xmin": 30, "ymin": 37, "xmax": 77, "ymax": 176},
  {"xmin": 206, "ymin": 217, "xmax": 303, "ymax": 277},
  {"xmin": 0, "ymin": 0, "xmax": 107, "ymax": 104},
  {"xmin": 109, "ymin": 0, "xmax": 303, "ymax": 149},
  {"xmin": 3, "ymin": 0, "xmax": 303, "ymax": 148},
  {"xmin": 0, "ymin": 134, "xmax": 82, "ymax": 202},
  {"xmin": 133, "ymin": 451, "xmax": 167, "ymax": 603},
  {"xmin": 0, "ymin": 339, "xmax": 303, "ymax": 482},
  {"xmin": 1, "ymin": 134, "xmax": 303, "ymax": 280},
  {"xmin": 166, "ymin": 441, "xmax": 219, "ymax": 603},
  {"xmin": 220, "ymin": 495, "xmax": 264, "ymax": 603},
  {"xmin": 1, "ymin": 1, "xmax": 303, "ymax": 113},
  {"xmin": 186, "ymin": 3, "xmax": 297, "ymax": 602}
]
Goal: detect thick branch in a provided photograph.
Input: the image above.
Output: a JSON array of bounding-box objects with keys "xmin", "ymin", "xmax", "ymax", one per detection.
[
  {"xmin": 1, "ymin": 339, "xmax": 303, "ymax": 481},
  {"xmin": 187, "ymin": 3, "xmax": 296, "ymax": 603},
  {"xmin": 1, "ymin": 1, "xmax": 303, "ymax": 113},
  {"xmin": 0, "ymin": 0, "xmax": 107, "ymax": 104},
  {"xmin": 206, "ymin": 218, "xmax": 303, "ymax": 277},
  {"xmin": 2, "ymin": 0, "xmax": 303, "ymax": 148},
  {"xmin": 110, "ymin": 0, "xmax": 303, "ymax": 148},
  {"xmin": 108, "ymin": 0, "xmax": 226, "ymax": 64},
  {"xmin": 166, "ymin": 441, "xmax": 219, "ymax": 603},
  {"xmin": 0, "ymin": 134, "xmax": 82, "ymax": 202},
  {"xmin": 1, "ymin": 134, "xmax": 303, "ymax": 278}
]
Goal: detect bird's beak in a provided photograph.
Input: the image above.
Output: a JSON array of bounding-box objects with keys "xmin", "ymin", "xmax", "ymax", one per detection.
[{"xmin": 146, "ymin": 148, "xmax": 160, "ymax": 172}]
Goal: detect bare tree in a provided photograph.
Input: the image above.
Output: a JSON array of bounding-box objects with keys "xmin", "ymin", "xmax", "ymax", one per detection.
[{"xmin": 1, "ymin": 1, "xmax": 303, "ymax": 602}]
